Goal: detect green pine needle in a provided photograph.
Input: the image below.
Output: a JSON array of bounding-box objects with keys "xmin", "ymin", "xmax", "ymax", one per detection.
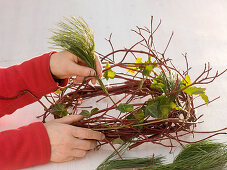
[
  {"xmin": 97, "ymin": 156, "xmax": 164, "ymax": 170},
  {"xmin": 50, "ymin": 16, "xmax": 115, "ymax": 104},
  {"xmin": 98, "ymin": 140, "xmax": 227, "ymax": 170},
  {"xmin": 50, "ymin": 16, "xmax": 96, "ymax": 69}
]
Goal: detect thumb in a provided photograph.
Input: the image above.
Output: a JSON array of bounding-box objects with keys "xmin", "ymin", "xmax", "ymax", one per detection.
[{"xmin": 55, "ymin": 115, "xmax": 83, "ymax": 124}]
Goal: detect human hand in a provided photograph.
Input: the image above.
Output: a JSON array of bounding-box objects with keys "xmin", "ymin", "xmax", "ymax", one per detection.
[
  {"xmin": 49, "ymin": 50, "xmax": 102, "ymax": 85},
  {"xmin": 44, "ymin": 115, "xmax": 105, "ymax": 162}
]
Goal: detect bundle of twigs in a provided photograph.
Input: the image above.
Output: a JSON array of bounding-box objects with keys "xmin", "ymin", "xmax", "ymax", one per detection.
[{"xmin": 37, "ymin": 16, "xmax": 227, "ymax": 163}]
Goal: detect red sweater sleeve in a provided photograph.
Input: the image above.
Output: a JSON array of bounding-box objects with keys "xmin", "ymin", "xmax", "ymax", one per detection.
[{"xmin": 0, "ymin": 52, "xmax": 68, "ymax": 169}]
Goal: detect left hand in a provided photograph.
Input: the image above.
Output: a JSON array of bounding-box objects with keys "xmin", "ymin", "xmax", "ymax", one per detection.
[{"xmin": 49, "ymin": 50, "xmax": 102, "ymax": 85}]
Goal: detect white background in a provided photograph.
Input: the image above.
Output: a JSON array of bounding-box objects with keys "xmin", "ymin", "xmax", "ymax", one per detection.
[{"xmin": 0, "ymin": 0, "xmax": 227, "ymax": 169}]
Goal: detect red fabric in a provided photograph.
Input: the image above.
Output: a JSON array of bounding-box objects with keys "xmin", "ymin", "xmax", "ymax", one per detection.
[{"xmin": 0, "ymin": 52, "xmax": 68, "ymax": 169}]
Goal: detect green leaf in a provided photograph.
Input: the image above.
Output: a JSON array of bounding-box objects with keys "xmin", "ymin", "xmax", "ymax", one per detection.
[
  {"xmin": 50, "ymin": 103, "xmax": 69, "ymax": 117},
  {"xmin": 183, "ymin": 86, "xmax": 206, "ymax": 95},
  {"xmin": 182, "ymin": 75, "xmax": 192, "ymax": 86},
  {"xmin": 135, "ymin": 110, "xmax": 145, "ymax": 120},
  {"xmin": 199, "ymin": 93, "xmax": 210, "ymax": 105},
  {"xmin": 80, "ymin": 110, "xmax": 91, "ymax": 118},
  {"xmin": 54, "ymin": 89, "xmax": 62, "ymax": 94},
  {"xmin": 116, "ymin": 103, "xmax": 134, "ymax": 113},
  {"xmin": 111, "ymin": 138, "xmax": 124, "ymax": 145},
  {"xmin": 145, "ymin": 96, "xmax": 177, "ymax": 119},
  {"xmin": 126, "ymin": 66, "xmax": 137, "ymax": 75},
  {"xmin": 103, "ymin": 62, "xmax": 116, "ymax": 80},
  {"xmin": 126, "ymin": 114, "xmax": 136, "ymax": 119},
  {"xmin": 136, "ymin": 58, "xmax": 142, "ymax": 63},
  {"xmin": 142, "ymin": 64, "xmax": 155, "ymax": 76},
  {"xmin": 91, "ymin": 107, "xmax": 99, "ymax": 114},
  {"xmin": 145, "ymin": 101, "xmax": 159, "ymax": 117}
]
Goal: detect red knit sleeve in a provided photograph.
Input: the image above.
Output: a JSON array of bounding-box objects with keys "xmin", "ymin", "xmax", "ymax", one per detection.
[
  {"xmin": 0, "ymin": 122, "xmax": 51, "ymax": 170},
  {"xmin": 0, "ymin": 51, "xmax": 68, "ymax": 116},
  {"xmin": 0, "ymin": 52, "xmax": 68, "ymax": 169}
]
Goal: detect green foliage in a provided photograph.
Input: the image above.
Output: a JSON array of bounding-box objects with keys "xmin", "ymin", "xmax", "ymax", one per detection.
[
  {"xmin": 182, "ymin": 75, "xmax": 210, "ymax": 105},
  {"xmin": 50, "ymin": 103, "xmax": 70, "ymax": 117},
  {"xmin": 142, "ymin": 64, "xmax": 156, "ymax": 76},
  {"xmin": 50, "ymin": 16, "xmax": 113, "ymax": 103},
  {"xmin": 126, "ymin": 109, "xmax": 145, "ymax": 120},
  {"xmin": 145, "ymin": 101, "xmax": 159, "ymax": 118},
  {"xmin": 142, "ymin": 56, "xmax": 156, "ymax": 76},
  {"xmin": 150, "ymin": 72, "xmax": 182, "ymax": 101},
  {"xmin": 183, "ymin": 86, "xmax": 206, "ymax": 95},
  {"xmin": 144, "ymin": 96, "xmax": 176, "ymax": 119},
  {"xmin": 80, "ymin": 107, "xmax": 99, "ymax": 118},
  {"xmin": 91, "ymin": 107, "xmax": 99, "ymax": 114},
  {"xmin": 50, "ymin": 16, "xmax": 96, "ymax": 69},
  {"xmin": 97, "ymin": 140, "xmax": 227, "ymax": 170},
  {"xmin": 116, "ymin": 103, "xmax": 134, "ymax": 113},
  {"xmin": 145, "ymin": 140, "xmax": 227, "ymax": 170},
  {"xmin": 126, "ymin": 57, "xmax": 143, "ymax": 75},
  {"xmin": 111, "ymin": 138, "xmax": 125, "ymax": 145},
  {"xmin": 54, "ymin": 89, "xmax": 62, "ymax": 94},
  {"xmin": 103, "ymin": 62, "xmax": 116, "ymax": 80},
  {"xmin": 79, "ymin": 110, "xmax": 91, "ymax": 118},
  {"xmin": 96, "ymin": 142, "xmax": 132, "ymax": 170},
  {"xmin": 96, "ymin": 156, "xmax": 164, "ymax": 170}
]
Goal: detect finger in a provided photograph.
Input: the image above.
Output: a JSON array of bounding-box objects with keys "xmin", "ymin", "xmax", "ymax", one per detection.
[
  {"xmin": 91, "ymin": 78, "xmax": 97, "ymax": 85},
  {"xmin": 62, "ymin": 156, "xmax": 76, "ymax": 162},
  {"xmin": 71, "ymin": 149, "xmax": 87, "ymax": 158},
  {"xmin": 68, "ymin": 63, "xmax": 96, "ymax": 77},
  {"xmin": 73, "ymin": 76, "xmax": 85, "ymax": 84},
  {"xmin": 55, "ymin": 115, "xmax": 83, "ymax": 124},
  {"xmin": 95, "ymin": 54, "xmax": 102, "ymax": 77},
  {"xmin": 72, "ymin": 127, "xmax": 105, "ymax": 141},
  {"xmin": 72, "ymin": 138, "xmax": 97, "ymax": 150}
]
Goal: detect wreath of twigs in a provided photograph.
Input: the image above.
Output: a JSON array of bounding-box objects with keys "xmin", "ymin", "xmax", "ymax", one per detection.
[{"xmin": 36, "ymin": 17, "xmax": 227, "ymax": 156}]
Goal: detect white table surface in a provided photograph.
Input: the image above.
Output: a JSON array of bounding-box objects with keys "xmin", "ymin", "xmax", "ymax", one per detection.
[{"xmin": 0, "ymin": 0, "xmax": 227, "ymax": 169}]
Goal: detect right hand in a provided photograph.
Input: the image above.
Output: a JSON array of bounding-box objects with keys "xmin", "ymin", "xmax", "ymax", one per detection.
[
  {"xmin": 44, "ymin": 115, "xmax": 105, "ymax": 162},
  {"xmin": 49, "ymin": 51, "xmax": 102, "ymax": 85}
]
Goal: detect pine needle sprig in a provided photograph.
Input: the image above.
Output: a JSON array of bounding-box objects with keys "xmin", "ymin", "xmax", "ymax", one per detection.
[
  {"xmin": 50, "ymin": 16, "xmax": 115, "ymax": 103},
  {"xmin": 98, "ymin": 140, "xmax": 227, "ymax": 170},
  {"xmin": 50, "ymin": 16, "xmax": 96, "ymax": 69},
  {"xmin": 97, "ymin": 156, "xmax": 164, "ymax": 170}
]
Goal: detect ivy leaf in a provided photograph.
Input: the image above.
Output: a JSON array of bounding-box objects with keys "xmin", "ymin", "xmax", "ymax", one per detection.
[
  {"xmin": 126, "ymin": 114, "xmax": 136, "ymax": 119},
  {"xmin": 112, "ymin": 137, "xmax": 124, "ymax": 145},
  {"xmin": 117, "ymin": 103, "xmax": 134, "ymax": 113},
  {"xmin": 182, "ymin": 75, "xmax": 192, "ymax": 86},
  {"xmin": 199, "ymin": 93, "xmax": 210, "ymax": 105},
  {"xmin": 126, "ymin": 58, "xmax": 143, "ymax": 75},
  {"xmin": 91, "ymin": 107, "xmax": 99, "ymax": 114},
  {"xmin": 135, "ymin": 110, "xmax": 145, "ymax": 120},
  {"xmin": 145, "ymin": 96, "xmax": 177, "ymax": 119},
  {"xmin": 142, "ymin": 64, "xmax": 155, "ymax": 76},
  {"xmin": 50, "ymin": 103, "xmax": 69, "ymax": 117},
  {"xmin": 145, "ymin": 101, "xmax": 159, "ymax": 117},
  {"xmin": 103, "ymin": 62, "xmax": 116, "ymax": 80},
  {"xmin": 80, "ymin": 110, "xmax": 91, "ymax": 118},
  {"xmin": 136, "ymin": 58, "xmax": 142, "ymax": 63},
  {"xmin": 126, "ymin": 66, "xmax": 137, "ymax": 75},
  {"xmin": 183, "ymin": 86, "xmax": 206, "ymax": 95},
  {"xmin": 182, "ymin": 75, "xmax": 210, "ymax": 105},
  {"xmin": 54, "ymin": 89, "xmax": 62, "ymax": 94}
]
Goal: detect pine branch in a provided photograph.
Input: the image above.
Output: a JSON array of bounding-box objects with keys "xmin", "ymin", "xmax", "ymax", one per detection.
[{"xmin": 50, "ymin": 16, "xmax": 115, "ymax": 103}]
